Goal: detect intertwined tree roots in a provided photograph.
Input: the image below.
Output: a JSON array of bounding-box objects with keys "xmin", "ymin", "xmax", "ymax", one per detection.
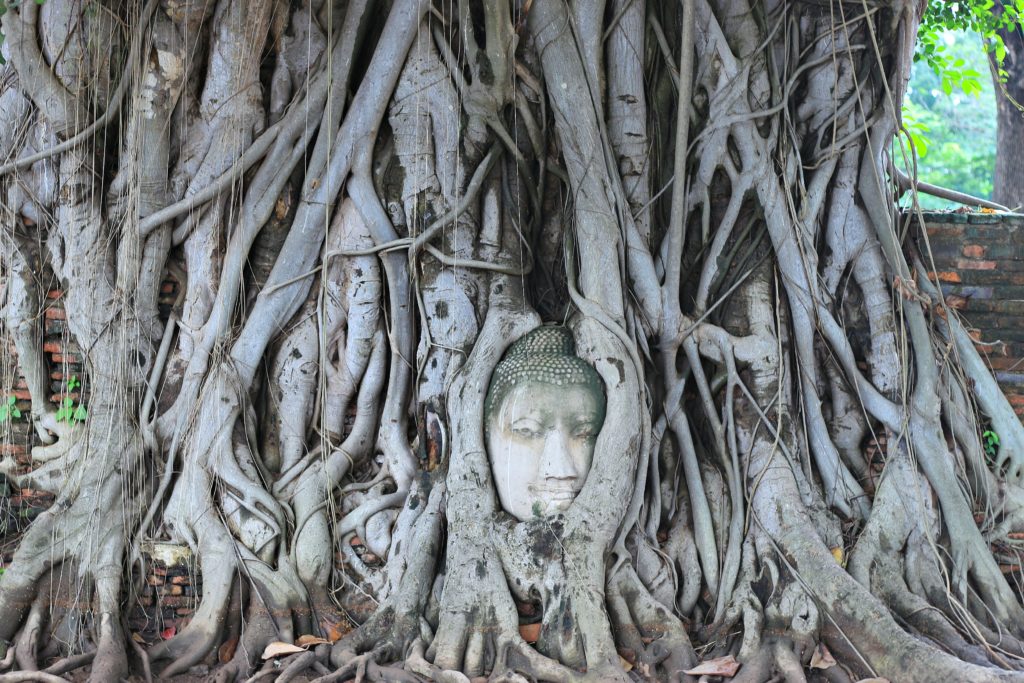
[{"xmin": 1, "ymin": 0, "xmax": 1024, "ymax": 681}]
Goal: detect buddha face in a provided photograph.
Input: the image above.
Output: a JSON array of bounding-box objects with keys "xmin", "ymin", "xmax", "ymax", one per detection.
[{"xmin": 486, "ymin": 381, "xmax": 604, "ymax": 521}]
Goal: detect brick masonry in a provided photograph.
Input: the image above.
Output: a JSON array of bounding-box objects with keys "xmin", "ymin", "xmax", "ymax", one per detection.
[
  {"xmin": 127, "ymin": 543, "xmax": 203, "ymax": 646},
  {"xmin": 0, "ymin": 281, "xmax": 182, "ymax": 640},
  {"xmin": 912, "ymin": 210, "xmax": 1024, "ymax": 417}
]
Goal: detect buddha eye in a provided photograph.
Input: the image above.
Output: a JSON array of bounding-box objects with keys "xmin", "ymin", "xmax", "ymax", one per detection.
[
  {"xmin": 511, "ymin": 422, "xmax": 543, "ymax": 438},
  {"xmin": 573, "ymin": 423, "xmax": 598, "ymax": 439}
]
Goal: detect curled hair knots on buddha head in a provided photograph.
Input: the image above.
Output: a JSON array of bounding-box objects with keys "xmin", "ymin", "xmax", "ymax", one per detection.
[{"xmin": 484, "ymin": 325, "xmax": 606, "ymax": 422}]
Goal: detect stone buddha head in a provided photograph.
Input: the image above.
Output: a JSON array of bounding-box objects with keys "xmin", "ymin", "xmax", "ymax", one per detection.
[{"xmin": 484, "ymin": 326, "xmax": 607, "ymax": 521}]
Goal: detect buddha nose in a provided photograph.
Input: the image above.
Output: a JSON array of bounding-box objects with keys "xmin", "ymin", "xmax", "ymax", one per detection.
[{"xmin": 539, "ymin": 429, "xmax": 578, "ymax": 481}]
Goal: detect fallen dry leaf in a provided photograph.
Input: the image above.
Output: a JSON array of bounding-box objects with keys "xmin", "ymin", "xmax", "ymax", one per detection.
[
  {"xmin": 131, "ymin": 632, "xmax": 146, "ymax": 644},
  {"xmin": 945, "ymin": 294, "xmax": 969, "ymax": 310},
  {"xmin": 218, "ymin": 637, "xmax": 238, "ymax": 663},
  {"xmin": 261, "ymin": 641, "xmax": 305, "ymax": 659},
  {"xmin": 519, "ymin": 623, "xmax": 541, "ymax": 643},
  {"xmin": 274, "ymin": 197, "xmax": 290, "ymax": 220},
  {"xmin": 296, "ymin": 634, "xmax": 330, "ymax": 647},
  {"xmin": 684, "ymin": 654, "xmax": 741, "ymax": 677},
  {"xmin": 323, "ymin": 619, "xmax": 351, "ymax": 643},
  {"xmin": 810, "ymin": 644, "xmax": 836, "ymax": 669}
]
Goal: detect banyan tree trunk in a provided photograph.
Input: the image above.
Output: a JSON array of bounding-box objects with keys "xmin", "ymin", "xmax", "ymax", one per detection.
[{"xmin": 0, "ymin": 1, "xmax": 1023, "ymax": 682}]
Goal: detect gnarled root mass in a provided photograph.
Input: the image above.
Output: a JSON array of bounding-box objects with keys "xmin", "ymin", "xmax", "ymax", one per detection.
[{"xmin": 1, "ymin": 0, "xmax": 1024, "ymax": 681}]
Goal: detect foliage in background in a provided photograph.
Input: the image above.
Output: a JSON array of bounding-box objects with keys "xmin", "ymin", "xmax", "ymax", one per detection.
[
  {"xmin": 901, "ymin": 0, "xmax": 1023, "ymax": 209},
  {"xmin": 917, "ymin": 0, "xmax": 1022, "ymax": 82},
  {"xmin": 900, "ymin": 31, "xmax": 997, "ymax": 208}
]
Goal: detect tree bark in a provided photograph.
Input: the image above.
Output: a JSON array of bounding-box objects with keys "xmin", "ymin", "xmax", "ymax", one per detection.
[{"xmin": 992, "ymin": 1, "xmax": 1024, "ymax": 210}]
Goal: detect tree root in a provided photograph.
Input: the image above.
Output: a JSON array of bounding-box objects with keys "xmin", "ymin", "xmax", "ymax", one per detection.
[
  {"xmin": 407, "ymin": 638, "xmax": 471, "ymax": 683},
  {"xmin": 127, "ymin": 630, "xmax": 153, "ymax": 683},
  {"xmin": 608, "ymin": 563, "xmax": 696, "ymax": 681},
  {"xmin": 275, "ymin": 648, "xmax": 320, "ymax": 683},
  {"xmin": 150, "ymin": 612, "xmax": 225, "ymax": 678},
  {"xmin": 314, "ymin": 647, "xmax": 386, "ymax": 683},
  {"xmin": 0, "ymin": 672, "xmax": 73, "ymax": 683},
  {"xmin": 756, "ymin": 468, "xmax": 1024, "ymax": 682},
  {"xmin": 41, "ymin": 651, "xmax": 94, "ymax": 677}
]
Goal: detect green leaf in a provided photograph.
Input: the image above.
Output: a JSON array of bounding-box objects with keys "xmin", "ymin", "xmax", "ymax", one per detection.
[
  {"xmin": 909, "ymin": 132, "xmax": 928, "ymax": 158},
  {"xmin": 72, "ymin": 405, "xmax": 87, "ymax": 422},
  {"xmin": 983, "ymin": 430, "xmax": 1000, "ymax": 457},
  {"xmin": 0, "ymin": 397, "xmax": 18, "ymax": 423}
]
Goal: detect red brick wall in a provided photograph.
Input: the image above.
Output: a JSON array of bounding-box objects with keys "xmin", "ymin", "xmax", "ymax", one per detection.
[
  {"xmin": 1, "ymin": 282, "xmax": 184, "ymax": 638},
  {"xmin": 129, "ymin": 550, "xmax": 202, "ymax": 645},
  {"xmin": 914, "ymin": 210, "xmax": 1024, "ymax": 416},
  {"xmin": 1, "ymin": 281, "xmax": 176, "ymax": 465},
  {"xmin": 1, "ymin": 291, "xmax": 81, "ymax": 467}
]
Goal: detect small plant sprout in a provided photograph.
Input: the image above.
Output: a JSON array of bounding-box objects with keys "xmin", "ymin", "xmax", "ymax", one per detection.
[
  {"xmin": 983, "ymin": 430, "xmax": 1000, "ymax": 459},
  {"xmin": 0, "ymin": 396, "xmax": 20, "ymax": 423},
  {"xmin": 55, "ymin": 376, "xmax": 87, "ymax": 423}
]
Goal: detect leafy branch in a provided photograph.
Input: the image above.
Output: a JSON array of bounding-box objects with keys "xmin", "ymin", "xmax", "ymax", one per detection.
[{"xmin": 918, "ymin": 0, "xmax": 1023, "ymax": 84}]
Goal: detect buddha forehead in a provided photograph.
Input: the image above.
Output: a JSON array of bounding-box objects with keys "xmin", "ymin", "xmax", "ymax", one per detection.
[{"xmin": 493, "ymin": 381, "xmax": 603, "ymax": 425}]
